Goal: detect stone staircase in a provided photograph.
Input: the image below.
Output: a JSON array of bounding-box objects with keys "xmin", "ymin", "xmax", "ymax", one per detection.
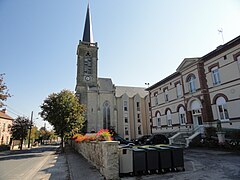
[{"xmin": 168, "ymin": 126, "xmax": 203, "ymax": 148}]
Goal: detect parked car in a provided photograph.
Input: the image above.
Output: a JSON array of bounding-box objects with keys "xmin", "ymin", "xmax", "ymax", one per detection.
[
  {"xmin": 112, "ymin": 134, "xmax": 134, "ymax": 145},
  {"xmin": 134, "ymin": 135, "xmax": 151, "ymax": 145},
  {"xmin": 144, "ymin": 134, "xmax": 169, "ymax": 145}
]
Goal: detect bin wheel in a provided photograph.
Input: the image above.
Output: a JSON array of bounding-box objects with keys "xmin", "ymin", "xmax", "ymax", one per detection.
[
  {"xmin": 182, "ymin": 167, "xmax": 185, "ymax": 171},
  {"xmin": 129, "ymin": 172, "xmax": 134, "ymax": 176}
]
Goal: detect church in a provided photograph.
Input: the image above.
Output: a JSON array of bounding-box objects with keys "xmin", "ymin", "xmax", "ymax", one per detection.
[{"xmin": 75, "ymin": 4, "xmax": 151, "ymax": 140}]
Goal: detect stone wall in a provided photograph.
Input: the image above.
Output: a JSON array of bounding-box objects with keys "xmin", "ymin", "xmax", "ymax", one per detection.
[{"xmin": 69, "ymin": 140, "xmax": 119, "ymax": 180}]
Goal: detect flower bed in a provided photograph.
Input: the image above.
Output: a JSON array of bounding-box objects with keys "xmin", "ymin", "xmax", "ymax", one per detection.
[
  {"xmin": 72, "ymin": 129, "xmax": 113, "ymax": 143},
  {"xmin": 70, "ymin": 129, "xmax": 119, "ymax": 179}
]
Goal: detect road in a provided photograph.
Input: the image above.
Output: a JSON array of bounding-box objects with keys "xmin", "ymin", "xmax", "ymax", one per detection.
[
  {"xmin": 123, "ymin": 148, "xmax": 240, "ymax": 180},
  {"xmin": 0, "ymin": 145, "xmax": 69, "ymax": 180}
]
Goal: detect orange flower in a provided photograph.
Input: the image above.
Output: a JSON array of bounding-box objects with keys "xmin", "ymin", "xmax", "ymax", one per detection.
[{"xmin": 96, "ymin": 129, "xmax": 112, "ymax": 141}]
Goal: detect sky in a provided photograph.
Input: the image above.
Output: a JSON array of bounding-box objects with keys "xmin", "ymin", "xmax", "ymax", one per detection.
[{"xmin": 1, "ymin": 0, "xmax": 240, "ymax": 128}]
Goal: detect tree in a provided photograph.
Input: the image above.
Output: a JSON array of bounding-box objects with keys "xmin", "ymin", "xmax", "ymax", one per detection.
[
  {"xmin": 0, "ymin": 73, "xmax": 11, "ymax": 107},
  {"xmin": 40, "ymin": 89, "xmax": 85, "ymax": 152},
  {"xmin": 28, "ymin": 126, "xmax": 40, "ymax": 145},
  {"xmin": 11, "ymin": 116, "xmax": 31, "ymax": 150}
]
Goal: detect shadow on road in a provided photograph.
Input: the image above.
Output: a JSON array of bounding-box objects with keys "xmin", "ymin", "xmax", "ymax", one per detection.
[
  {"xmin": 35, "ymin": 148, "xmax": 69, "ymax": 180},
  {"xmin": 0, "ymin": 153, "xmax": 43, "ymax": 161}
]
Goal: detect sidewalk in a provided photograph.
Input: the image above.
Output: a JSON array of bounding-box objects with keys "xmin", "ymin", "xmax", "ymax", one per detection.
[{"xmin": 65, "ymin": 144, "xmax": 104, "ymax": 180}]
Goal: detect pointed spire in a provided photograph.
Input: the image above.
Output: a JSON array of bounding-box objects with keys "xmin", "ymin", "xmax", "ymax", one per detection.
[{"xmin": 82, "ymin": 3, "xmax": 94, "ymax": 43}]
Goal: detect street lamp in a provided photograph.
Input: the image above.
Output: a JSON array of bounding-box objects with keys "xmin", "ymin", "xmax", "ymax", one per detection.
[
  {"xmin": 145, "ymin": 83, "xmax": 153, "ymax": 134},
  {"xmin": 27, "ymin": 112, "xmax": 38, "ymax": 148}
]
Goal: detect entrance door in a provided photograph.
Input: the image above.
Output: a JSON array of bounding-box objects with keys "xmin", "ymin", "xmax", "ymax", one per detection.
[{"xmin": 193, "ymin": 115, "xmax": 203, "ymax": 133}]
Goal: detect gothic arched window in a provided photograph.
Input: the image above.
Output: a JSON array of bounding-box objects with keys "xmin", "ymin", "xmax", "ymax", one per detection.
[{"xmin": 103, "ymin": 101, "xmax": 110, "ymax": 129}]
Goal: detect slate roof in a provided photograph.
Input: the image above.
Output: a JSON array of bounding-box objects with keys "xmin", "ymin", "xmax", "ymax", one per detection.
[
  {"xmin": 115, "ymin": 86, "xmax": 148, "ymax": 98},
  {"xmin": 98, "ymin": 78, "xmax": 114, "ymax": 92},
  {"xmin": 0, "ymin": 111, "xmax": 14, "ymax": 121},
  {"xmin": 82, "ymin": 3, "xmax": 94, "ymax": 43}
]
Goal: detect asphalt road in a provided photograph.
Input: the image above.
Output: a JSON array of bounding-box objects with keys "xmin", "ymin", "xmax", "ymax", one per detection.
[
  {"xmin": 123, "ymin": 148, "xmax": 240, "ymax": 180},
  {"xmin": 0, "ymin": 145, "xmax": 68, "ymax": 180}
]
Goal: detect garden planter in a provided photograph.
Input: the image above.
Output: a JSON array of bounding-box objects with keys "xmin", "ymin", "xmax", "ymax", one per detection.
[{"xmin": 216, "ymin": 132, "xmax": 226, "ymax": 144}]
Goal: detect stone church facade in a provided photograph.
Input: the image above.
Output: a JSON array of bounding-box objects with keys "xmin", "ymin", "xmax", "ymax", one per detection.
[{"xmin": 75, "ymin": 4, "xmax": 150, "ymax": 139}]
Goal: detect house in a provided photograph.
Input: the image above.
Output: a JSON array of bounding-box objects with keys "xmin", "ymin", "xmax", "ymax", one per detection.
[{"xmin": 0, "ymin": 109, "xmax": 13, "ymax": 145}]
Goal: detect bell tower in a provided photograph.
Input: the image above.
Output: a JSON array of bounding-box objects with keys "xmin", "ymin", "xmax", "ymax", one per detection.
[{"xmin": 75, "ymin": 3, "xmax": 98, "ymax": 105}]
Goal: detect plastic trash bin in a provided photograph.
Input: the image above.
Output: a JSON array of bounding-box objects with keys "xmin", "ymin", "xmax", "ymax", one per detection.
[
  {"xmin": 138, "ymin": 147, "xmax": 159, "ymax": 174},
  {"xmin": 150, "ymin": 146, "xmax": 172, "ymax": 173},
  {"xmin": 167, "ymin": 145, "xmax": 185, "ymax": 171},
  {"xmin": 132, "ymin": 148, "xmax": 147, "ymax": 175},
  {"xmin": 119, "ymin": 148, "xmax": 133, "ymax": 175}
]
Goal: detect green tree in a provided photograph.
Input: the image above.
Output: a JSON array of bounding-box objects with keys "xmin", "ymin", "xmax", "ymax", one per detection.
[
  {"xmin": 11, "ymin": 116, "xmax": 31, "ymax": 150},
  {"xmin": 40, "ymin": 90, "xmax": 85, "ymax": 152},
  {"xmin": 28, "ymin": 126, "xmax": 40, "ymax": 145},
  {"xmin": 0, "ymin": 73, "xmax": 11, "ymax": 107}
]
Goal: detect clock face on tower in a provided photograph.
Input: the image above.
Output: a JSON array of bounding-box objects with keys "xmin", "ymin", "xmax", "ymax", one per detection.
[{"xmin": 85, "ymin": 76, "xmax": 90, "ymax": 81}]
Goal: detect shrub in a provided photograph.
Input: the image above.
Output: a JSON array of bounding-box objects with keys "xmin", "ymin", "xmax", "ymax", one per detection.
[{"xmin": 72, "ymin": 129, "xmax": 112, "ymax": 143}]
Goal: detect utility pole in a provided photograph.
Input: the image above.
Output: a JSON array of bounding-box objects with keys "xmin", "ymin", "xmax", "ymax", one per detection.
[
  {"xmin": 28, "ymin": 111, "xmax": 33, "ymax": 148},
  {"xmin": 145, "ymin": 83, "xmax": 153, "ymax": 135}
]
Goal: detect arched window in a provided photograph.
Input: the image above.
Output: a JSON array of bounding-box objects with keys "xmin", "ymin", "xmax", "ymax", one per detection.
[
  {"xmin": 178, "ymin": 106, "xmax": 186, "ymax": 125},
  {"xmin": 216, "ymin": 97, "xmax": 229, "ymax": 121},
  {"xmin": 166, "ymin": 110, "xmax": 172, "ymax": 126},
  {"xmin": 186, "ymin": 74, "xmax": 196, "ymax": 93},
  {"xmin": 103, "ymin": 101, "xmax": 110, "ymax": 129},
  {"xmin": 156, "ymin": 112, "xmax": 161, "ymax": 127}
]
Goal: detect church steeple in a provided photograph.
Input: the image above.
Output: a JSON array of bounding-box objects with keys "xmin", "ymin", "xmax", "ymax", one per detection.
[{"xmin": 82, "ymin": 3, "xmax": 94, "ymax": 43}]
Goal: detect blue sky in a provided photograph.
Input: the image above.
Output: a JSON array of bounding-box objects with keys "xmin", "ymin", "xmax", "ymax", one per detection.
[{"xmin": 1, "ymin": 0, "xmax": 240, "ymax": 128}]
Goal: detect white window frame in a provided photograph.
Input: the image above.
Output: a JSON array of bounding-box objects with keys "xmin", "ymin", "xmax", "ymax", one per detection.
[
  {"xmin": 216, "ymin": 97, "xmax": 229, "ymax": 121},
  {"xmin": 156, "ymin": 112, "xmax": 161, "ymax": 127},
  {"xmin": 166, "ymin": 110, "xmax": 172, "ymax": 126},
  {"xmin": 211, "ymin": 67, "xmax": 221, "ymax": 85},
  {"xmin": 176, "ymin": 83, "xmax": 182, "ymax": 98},
  {"xmin": 188, "ymin": 76, "xmax": 196, "ymax": 93},
  {"xmin": 178, "ymin": 107, "xmax": 186, "ymax": 125},
  {"xmin": 154, "ymin": 92, "xmax": 158, "ymax": 106},
  {"xmin": 164, "ymin": 89, "xmax": 169, "ymax": 102}
]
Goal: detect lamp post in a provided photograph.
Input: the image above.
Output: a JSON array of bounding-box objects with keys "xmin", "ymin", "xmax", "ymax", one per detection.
[
  {"xmin": 27, "ymin": 111, "xmax": 33, "ymax": 148},
  {"xmin": 145, "ymin": 83, "xmax": 153, "ymax": 134}
]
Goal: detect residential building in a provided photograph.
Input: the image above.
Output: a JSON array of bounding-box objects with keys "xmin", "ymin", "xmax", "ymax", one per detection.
[
  {"xmin": 0, "ymin": 109, "xmax": 13, "ymax": 145},
  {"xmin": 115, "ymin": 86, "xmax": 150, "ymax": 140},
  {"xmin": 147, "ymin": 35, "xmax": 240, "ymax": 144}
]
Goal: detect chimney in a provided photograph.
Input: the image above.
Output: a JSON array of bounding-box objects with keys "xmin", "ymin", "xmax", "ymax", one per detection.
[{"xmin": 1, "ymin": 108, "xmax": 6, "ymax": 114}]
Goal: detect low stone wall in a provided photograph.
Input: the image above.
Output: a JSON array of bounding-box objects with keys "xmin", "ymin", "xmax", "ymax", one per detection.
[{"xmin": 69, "ymin": 140, "xmax": 119, "ymax": 180}]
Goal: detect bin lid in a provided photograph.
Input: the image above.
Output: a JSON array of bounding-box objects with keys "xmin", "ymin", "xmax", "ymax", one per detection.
[
  {"xmin": 132, "ymin": 148, "xmax": 145, "ymax": 152},
  {"xmin": 166, "ymin": 145, "xmax": 182, "ymax": 149},
  {"xmin": 150, "ymin": 146, "xmax": 169, "ymax": 150},
  {"xmin": 138, "ymin": 147, "xmax": 156, "ymax": 151}
]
